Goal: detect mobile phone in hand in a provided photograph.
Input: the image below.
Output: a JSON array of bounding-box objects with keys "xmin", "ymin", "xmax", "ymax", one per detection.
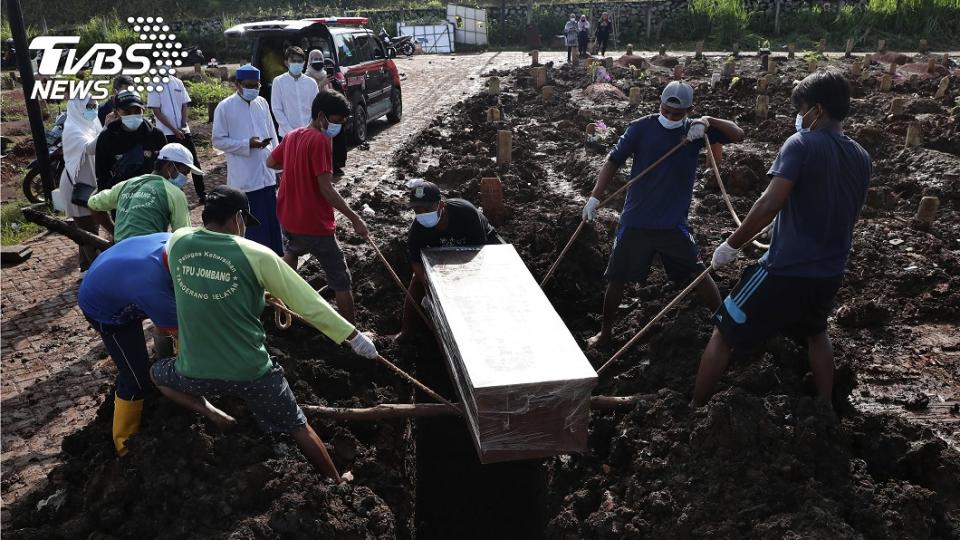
[{"xmin": 261, "ymin": 137, "xmax": 273, "ymax": 147}]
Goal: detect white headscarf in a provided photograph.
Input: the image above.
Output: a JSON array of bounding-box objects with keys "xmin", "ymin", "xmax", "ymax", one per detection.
[
  {"xmin": 62, "ymin": 96, "xmax": 101, "ymax": 181},
  {"xmin": 305, "ymin": 49, "xmax": 331, "ymax": 91}
]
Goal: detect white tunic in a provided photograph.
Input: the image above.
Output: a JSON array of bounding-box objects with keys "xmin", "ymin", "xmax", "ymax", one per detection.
[
  {"xmin": 212, "ymin": 92, "xmax": 279, "ymax": 193},
  {"xmin": 146, "ymin": 77, "xmax": 191, "ymax": 137},
  {"xmin": 270, "ymin": 72, "xmax": 319, "ymax": 137}
]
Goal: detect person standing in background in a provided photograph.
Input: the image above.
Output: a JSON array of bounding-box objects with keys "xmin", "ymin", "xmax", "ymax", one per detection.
[
  {"xmin": 211, "ymin": 64, "xmax": 283, "ymax": 255},
  {"xmin": 596, "ymin": 12, "xmax": 613, "ymax": 57},
  {"xmin": 577, "ymin": 14, "xmax": 591, "ymax": 57},
  {"xmin": 60, "ymin": 96, "xmax": 103, "ymax": 277},
  {"xmin": 148, "ymin": 74, "xmax": 206, "ymax": 203},
  {"xmin": 564, "ymin": 15, "xmax": 578, "ymax": 63},
  {"xmin": 270, "ymin": 46, "xmax": 319, "ymax": 140}
]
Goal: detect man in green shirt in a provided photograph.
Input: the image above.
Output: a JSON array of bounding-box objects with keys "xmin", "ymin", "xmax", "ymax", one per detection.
[
  {"xmin": 88, "ymin": 142, "xmax": 197, "ymax": 242},
  {"xmin": 150, "ymin": 185, "xmax": 378, "ymax": 480}
]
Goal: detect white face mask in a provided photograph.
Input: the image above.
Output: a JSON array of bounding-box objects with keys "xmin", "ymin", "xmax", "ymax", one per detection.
[
  {"xmin": 794, "ymin": 114, "xmax": 808, "ymax": 133},
  {"xmin": 415, "ymin": 209, "xmax": 441, "ymax": 228},
  {"xmin": 658, "ymin": 114, "xmax": 684, "ymax": 130}
]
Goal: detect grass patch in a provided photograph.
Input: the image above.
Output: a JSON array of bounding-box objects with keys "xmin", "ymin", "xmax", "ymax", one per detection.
[
  {"xmin": 1, "ymin": 200, "xmax": 44, "ymax": 246},
  {"xmin": 184, "ymin": 79, "xmax": 235, "ymax": 109}
]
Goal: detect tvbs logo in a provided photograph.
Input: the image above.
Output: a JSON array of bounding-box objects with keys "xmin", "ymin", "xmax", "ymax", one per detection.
[{"xmin": 28, "ymin": 17, "xmax": 182, "ymax": 100}]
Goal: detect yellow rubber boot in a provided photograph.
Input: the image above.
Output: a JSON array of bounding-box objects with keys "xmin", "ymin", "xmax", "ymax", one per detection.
[{"xmin": 112, "ymin": 396, "xmax": 144, "ymax": 456}]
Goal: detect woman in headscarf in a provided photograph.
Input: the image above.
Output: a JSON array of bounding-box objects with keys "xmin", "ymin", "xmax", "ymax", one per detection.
[
  {"xmin": 596, "ymin": 12, "xmax": 613, "ymax": 56},
  {"xmin": 577, "ymin": 15, "xmax": 591, "ymax": 57},
  {"xmin": 563, "ymin": 14, "xmax": 578, "ymax": 63},
  {"xmin": 61, "ymin": 95, "xmax": 103, "ymax": 276},
  {"xmin": 305, "ymin": 49, "xmax": 331, "ymax": 92}
]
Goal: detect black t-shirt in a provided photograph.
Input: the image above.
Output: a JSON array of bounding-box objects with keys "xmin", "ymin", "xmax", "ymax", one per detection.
[
  {"xmin": 408, "ymin": 198, "xmax": 498, "ymax": 264},
  {"xmin": 94, "ymin": 119, "xmax": 168, "ymax": 190}
]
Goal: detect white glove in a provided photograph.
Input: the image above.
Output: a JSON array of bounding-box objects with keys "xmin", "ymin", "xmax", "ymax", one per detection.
[
  {"xmin": 582, "ymin": 196, "xmax": 601, "ymax": 222},
  {"xmin": 711, "ymin": 241, "xmax": 739, "ymax": 269},
  {"xmin": 348, "ymin": 332, "xmax": 378, "ymax": 359},
  {"xmin": 686, "ymin": 120, "xmax": 707, "ymax": 141}
]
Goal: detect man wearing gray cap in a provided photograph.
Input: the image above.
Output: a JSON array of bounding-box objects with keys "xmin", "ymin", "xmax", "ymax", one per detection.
[{"xmin": 583, "ymin": 81, "xmax": 744, "ymax": 348}]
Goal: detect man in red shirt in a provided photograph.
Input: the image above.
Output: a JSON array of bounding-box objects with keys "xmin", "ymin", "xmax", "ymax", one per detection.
[{"xmin": 267, "ymin": 90, "xmax": 367, "ymax": 323}]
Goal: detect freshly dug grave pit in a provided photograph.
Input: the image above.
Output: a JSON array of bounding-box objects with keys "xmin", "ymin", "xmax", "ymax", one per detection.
[{"xmin": 6, "ymin": 52, "xmax": 960, "ymax": 538}]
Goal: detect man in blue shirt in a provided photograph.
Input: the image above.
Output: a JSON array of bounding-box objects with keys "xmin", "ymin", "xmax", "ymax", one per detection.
[
  {"xmin": 694, "ymin": 71, "xmax": 871, "ymax": 406},
  {"xmin": 583, "ymin": 81, "xmax": 744, "ymax": 348},
  {"xmin": 78, "ymin": 232, "xmax": 178, "ymax": 455}
]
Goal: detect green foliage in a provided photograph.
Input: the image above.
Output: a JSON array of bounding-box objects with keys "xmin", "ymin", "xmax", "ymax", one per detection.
[
  {"xmin": 77, "ymin": 15, "xmax": 138, "ymax": 53},
  {"xmin": 689, "ymin": 0, "xmax": 748, "ymax": 45},
  {"xmin": 184, "ymin": 78, "xmax": 234, "ymax": 106},
  {"xmin": 1, "ymin": 201, "xmax": 43, "ymax": 246},
  {"xmin": 1, "ymin": 19, "xmax": 11, "ymax": 41}
]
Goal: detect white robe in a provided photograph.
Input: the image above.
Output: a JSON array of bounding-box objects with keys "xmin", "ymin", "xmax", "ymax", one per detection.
[
  {"xmin": 212, "ymin": 92, "xmax": 279, "ymax": 193},
  {"xmin": 270, "ymin": 71, "xmax": 319, "ymax": 137},
  {"xmin": 59, "ymin": 97, "xmax": 101, "ymax": 218}
]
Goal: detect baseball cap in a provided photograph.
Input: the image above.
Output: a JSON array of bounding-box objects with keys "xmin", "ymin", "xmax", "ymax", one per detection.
[
  {"xmin": 202, "ymin": 185, "xmax": 261, "ymax": 227},
  {"xmin": 158, "ymin": 143, "xmax": 204, "ymax": 174},
  {"xmin": 408, "ymin": 180, "xmax": 442, "ymax": 208},
  {"xmin": 116, "ymin": 90, "xmax": 145, "ymax": 110},
  {"xmin": 660, "ymin": 81, "xmax": 694, "ymax": 109}
]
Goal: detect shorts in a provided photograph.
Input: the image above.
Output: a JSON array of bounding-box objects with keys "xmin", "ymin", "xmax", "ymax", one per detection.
[
  {"xmin": 282, "ymin": 232, "xmax": 352, "ymax": 291},
  {"xmin": 713, "ymin": 263, "xmax": 843, "ymax": 349},
  {"xmin": 604, "ymin": 226, "xmax": 705, "ymax": 284},
  {"xmin": 150, "ymin": 358, "xmax": 307, "ymax": 434}
]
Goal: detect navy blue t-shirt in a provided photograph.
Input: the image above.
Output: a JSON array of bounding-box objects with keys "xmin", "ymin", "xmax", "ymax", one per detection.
[
  {"xmin": 78, "ymin": 232, "xmax": 178, "ymax": 329},
  {"xmin": 608, "ymin": 115, "xmax": 732, "ymax": 233},
  {"xmin": 760, "ymin": 129, "xmax": 871, "ymax": 278}
]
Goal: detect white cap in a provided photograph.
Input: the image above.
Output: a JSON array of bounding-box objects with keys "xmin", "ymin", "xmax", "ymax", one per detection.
[{"xmin": 158, "ymin": 143, "xmax": 203, "ymax": 174}]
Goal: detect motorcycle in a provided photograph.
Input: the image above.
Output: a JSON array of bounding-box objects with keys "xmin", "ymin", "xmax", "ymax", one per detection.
[
  {"xmin": 379, "ymin": 28, "xmax": 416, "ymax": 57},
  {"xmin": 181, "ymin": 46, "xmax": 205, "ymax": 66},
  {"xmin": 22, "ymin": 111, "xmax": 67, "ymax": 204}
]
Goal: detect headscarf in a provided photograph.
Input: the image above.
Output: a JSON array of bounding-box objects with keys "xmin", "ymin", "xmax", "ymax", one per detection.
[
  {"xmin": 601, "ymin": 12, "xmax": 610, "ymax": 21},
  {"xmin": 62, "ymin": 96, "xmax": 101, "ymax": 181},
  {"xmin": 305, "ymin": 49, "xmax": 331, "ymax": 91},
  {"xmin": 578, "ymin": 15, "xmax": 590, "ymax": 31}
]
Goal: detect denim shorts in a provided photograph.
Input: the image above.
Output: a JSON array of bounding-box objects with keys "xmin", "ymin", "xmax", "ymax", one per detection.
[{"xmin": 151, "ymin": 358, "xmax": 307, "ymax": 434}]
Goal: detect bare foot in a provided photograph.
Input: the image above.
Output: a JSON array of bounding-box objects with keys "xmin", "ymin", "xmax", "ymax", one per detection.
[
  {"xmin": 586, "ymin": 331, "xmax": 611, "ymax": 349},
  {"xmin": 202, "ymin": 401, "xmax": 238, "ymax": 431}
]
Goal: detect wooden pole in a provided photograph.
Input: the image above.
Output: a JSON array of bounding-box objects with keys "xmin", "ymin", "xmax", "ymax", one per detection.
[
  {"xmin": 531, "ymin": 49, "xmax": 539, "ymax": 66},
  {"xmin": 905, "ymin": 121, "xmax": 922, "ymax": 147},
  {"xmin": 935, "ymin": 76, "xmax": 950, "ymax": 99},
  {"xmin": 758, "ymin": 75, "xmax": 770, "ymax": 93},
  {"xmin": 864, "ymin": 53, "xmax": 873, "ymax": 65},
  {"xmin": 880, "ymin": 74, "xmax": 893, "ymax": 92},
  {"xmin": 888, "ymin": 62, "xmax": 897, "ymax": 75},
  {"xmin": 532, "ymin": 66, "xmax": 547, "ymax": 88},
  {"xmin": 817, "ymin": 38, "xmax": 826, "ymax": 54},
  {"xmin": 851, "ymin": 60, "xmax": 862, "ymax": 77},
  {"xmin": 919, "ymin": 39, "xmax": 928, "ymax": 53},
  {"xmin": 845, "ymin": 38, "xmax": 854, "ymax": 57},
  {"xmin": 878, "ymin": 39, "xmax": 886, "ymax": 53},
  {"xmin": 21, "ymin": 206, "xmax": 112, "ymax": 250},
  {"xmin": 915, "ymin": 196, "xmax": 939, "ymax": 229},
  {"xmin": 767, "ymin": 59, "xmax": 776, "ymax": 75},
  {"xmin": 695, "ymin": 41, "xmax": 703, "ymax": 59},
  {"xmin": 774, "ymin": 0, "xmax": 781, "ymax": 35},
  {"xmin": 487, "ymin": 76, "xmax": 500, "ymax": 95},
  {"xmin": 497, "ymin": 130, "xmax": 512, "ymax": 164},
  {"xmin": 479, "ymin": 177, "xmax": 507, "ymax": 226},
  {"xmin": 808, "ymin": 59, "xmax": 818, "ymax": 73},
  {"xmin": 487, "ymin": 107, "xmax": 502, "ymax": 122},
  {"xmin": 788, "ymin": 43, "xmax": 795, "ymax": 59},
  {"xmin": 755, "ymin": 94, "xmax": 769, "ymax": 118},
  {"xmin": 540, "ymin": 141, "xmax": 687, "ymax": 287},
  {"xmin": 366, "ymin": 236, "xmax": 435, "ymax": 331}
]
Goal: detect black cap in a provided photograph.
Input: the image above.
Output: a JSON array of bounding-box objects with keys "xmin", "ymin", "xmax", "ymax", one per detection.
[
  {"xmin": 203, "ymin": 185, "xmax": 261, "ymax": 226},
  {"xmin": 115, "ymin": 90, "xmax": 145, "ymax": 111},
  {"xmin": 408, "ymin": 180, "xmax": 442, "ymax": 208}
]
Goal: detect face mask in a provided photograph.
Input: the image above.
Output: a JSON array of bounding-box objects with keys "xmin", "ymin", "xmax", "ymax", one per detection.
[
  {"xmin": 415, "ymin": 209, "xmax": 441, "ymax": 228},
  {"xmin": 121, "ymin": 114, "xmax": 143, "ymax": 130},
  {"xmin": 794, "ymin": 114, "xmax": 807, "ymax": 133},
  {"xmin": 311, "ymin": 61, "xmax": 324, "ymax": 71},
  {"xmin": 289, "ymin": 62, "xmax": 304, "ymax": 76},
  {"xmin": 83, "ymin": 109, "xmax": 97, "ymax": 121},
  {"xmin": 323, "ymin": 122, "xmax": 342, "ymax": 138},
  {"xmin": 241, "ymin": 88, "xmax": 259, "ymax": 101},
  {"xmin": 171, "ymin": 172, "xmax": 188, "ymax": 188},
  {"xmin": 658, "ymin": 114, "xmax": 684, "ymax": 130}
]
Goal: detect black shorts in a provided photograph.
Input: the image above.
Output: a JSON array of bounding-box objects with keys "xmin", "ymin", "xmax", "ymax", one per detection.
[
  {"xmin": 713, "ymin": 263, "xmax": 842, "ymax": 349},
  {"xmin": 604, "ymin": 226, "xmax": 706, "ymax": 284}
]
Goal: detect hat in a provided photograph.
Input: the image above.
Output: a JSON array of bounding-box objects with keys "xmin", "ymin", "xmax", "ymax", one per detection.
[
  {"xmin": 203, "ymin": 185, "xmax": 261, "ymax": 227},
  {"xmin": 408, "ymin": 180, "xmax": 442, "ymax": 208},
  {"xmin": 158, "ymin": 143, "xmax": 204, "ymax": 174},
  {"xmin": 236, "ymin": 64, "xmax": 261, "ymax": 81},
  {"xmin": 661, "ymin": 81, "xmax": 694, "ymax": 109},
  {"xmin": 116, "ymin": 90, "xmax": 145, "ymax": 110}
]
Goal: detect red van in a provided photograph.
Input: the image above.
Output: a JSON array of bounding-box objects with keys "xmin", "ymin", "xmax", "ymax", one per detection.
[{"xmin": 225, "ymin": 17, "xmax": 402, "ymax": 143}]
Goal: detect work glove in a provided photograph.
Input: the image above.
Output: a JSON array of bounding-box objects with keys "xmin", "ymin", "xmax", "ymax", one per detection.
[
  {"xmin": 582, "ymin": 196, "xmax": 601, "ymax": 222},
  {"xmin": 348, "ymin": 331, "xmax": 378, "ymax": 359},
  {"xmin": 711, "ymin": 241, "xmax": 739, "ymax": 269},
  {"xmin": 686, "ymin": 120, "xmax": 707, "ymax": 142}
]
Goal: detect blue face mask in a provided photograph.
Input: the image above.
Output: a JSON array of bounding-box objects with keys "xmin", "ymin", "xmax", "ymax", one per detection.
[
  {"xmin": 121, "ymin": 114, "xmax": 143, "ymax": 130},
  {"xmin": 415, "ymin": 209, "xmax": 441, "ymax": 228},
  {"xmin": 171, "ymin": 172, "xmax": 188, "ymax": 188},
  {"xmin": 289, "ymin": 62, "xmax": 304, "ymax": 76},
  {"xmin": 83, "ymin": 109, "xmax": 97, "ymax": 121},
  {"xmin": 323, "ymin": 122, "xmax": 342, "ymax": 138},
  {"xmin": 241, "ymin": 88, "xmax": 260, "ymax": 101}
]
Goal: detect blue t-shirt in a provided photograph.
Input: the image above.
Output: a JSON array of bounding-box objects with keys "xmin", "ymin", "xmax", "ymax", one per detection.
[
  {"xmin": 608, "ymin": 115, "xmax": 732, "ymax": 232},
  {"xmin": 760, "ymin": 129, "xmax": 871, "ymax": 278},
  {"xmin": 78, "ymin": 232, "xmax": 178, "ymax": 329}
]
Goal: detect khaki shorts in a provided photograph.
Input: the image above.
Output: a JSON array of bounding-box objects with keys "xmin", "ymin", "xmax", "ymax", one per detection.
[{"xmin": 282, "ymin": 232, "xmax": 352, "ymax": 291}]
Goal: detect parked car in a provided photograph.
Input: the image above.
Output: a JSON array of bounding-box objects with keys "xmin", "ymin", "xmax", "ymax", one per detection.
[{"xmin": 224, "ymin": 17, "xmax": 402, "ymax": 144}]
